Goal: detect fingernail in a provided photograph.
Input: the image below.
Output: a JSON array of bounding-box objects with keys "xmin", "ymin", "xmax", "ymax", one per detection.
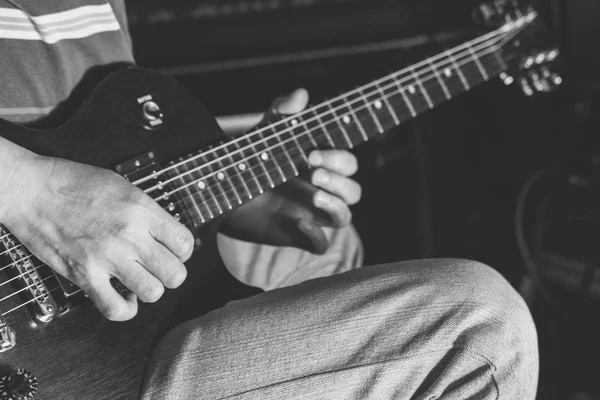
[
  {"xmin": 312, "ymin": 170, "xmax": 330, "ymax": 185},
  {"xmin": 314, "ymin": 192, "xmax": 330, "ymax": 208},
  {"xmin": 309, "ymin": 151, "xmax": 323, "ymax": 167}
]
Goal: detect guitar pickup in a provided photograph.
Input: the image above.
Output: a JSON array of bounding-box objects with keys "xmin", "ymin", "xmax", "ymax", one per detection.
[{"xmin": 114, "ymin": 151, "xmax": 157, "ymax": 181}]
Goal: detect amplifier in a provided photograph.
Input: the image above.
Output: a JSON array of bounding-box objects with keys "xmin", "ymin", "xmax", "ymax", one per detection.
[{"xmin": 127, "ymin": 0, "xmax": 360, "ymax": 25}]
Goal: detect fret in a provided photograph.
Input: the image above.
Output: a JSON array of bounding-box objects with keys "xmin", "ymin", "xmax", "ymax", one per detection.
[
  {"xmin": 228, "ymin": 138, "xmax": 264, "ymax": 197},
  {"xmin": 283, "ymin": 118, "xmax": 309, "ymax": 163},
  {"xmin": 172, "ymin": 161, "xmax": 206, "ymax": 225},
  {"xmin": 183, "ymin": 156, "xmax": 218, "ymax": 220},
  {"xmin": 428, "ymin": 59, "xmax": 451, "ymax": 100},
  {"xmin": 188, "ymin": 155, "xmax": 221, "ymax": 217},
  {"xmin": 374, "ymin": 81, "xmax": 400, "ymax": 125},
  {"xmin": 213, "ymin": 146, "xmax": 244, "ymax": 205},
  {"xmin": 446, "ymin": 50, "xmax": 470, "ymax": 90},
  {"xmin": 357, "ymin": 89, "xmax": 384, "ymax": 134},
  {"xmin": 341, "ymin": 97, "xmax": 368, "ymax": 142},
  {"xmin": 250, "ymin": 128, "xmax": 286, "ymax": 185},
  {"xmin": 326, "ymin": 102, "xmax": 353, "ymax": 148},
  {"xmin": 266, "ymin": 126, "xmax": 299, "ymax": 177},
  {"xmin": 197, "ymin": 149, "xmax": 231, "ymax": 212},
  {"xmin": 238, "ymin": 132, "xmax": 274, "ymax": 190},
  {"xmin": 410, "ymin": 67, "xmax": 434, "ymax": 108},
  {"xmin": 467, "ymin": 44, "xmax": 489, "ymax": 81},
  {"xmin": 392, "ymin": 76, "xmax": 417, "ymax": 117},
  {"xmin": 292, "ymin": 115, "xmax": 318, "ymax": 148},
  {"xmin": 309, "ymin": 109, "xmax": 336, "ymax": 148}
]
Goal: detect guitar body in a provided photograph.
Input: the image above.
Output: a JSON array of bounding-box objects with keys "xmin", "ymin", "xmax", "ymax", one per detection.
[{"xmin": 0, "ymin": 67, "xmax": 262, "ymax": 400}]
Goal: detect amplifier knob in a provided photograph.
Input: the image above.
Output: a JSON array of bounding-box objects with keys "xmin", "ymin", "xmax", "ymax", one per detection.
[{"xmin": 0, "ymin": 369, "xmax": 38, "ymax": 400}]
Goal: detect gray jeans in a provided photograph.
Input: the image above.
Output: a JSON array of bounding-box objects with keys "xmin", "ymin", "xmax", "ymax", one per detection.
[{"xmin": 141, "ymin": 227, "xmax": 538, "ymax": 399}]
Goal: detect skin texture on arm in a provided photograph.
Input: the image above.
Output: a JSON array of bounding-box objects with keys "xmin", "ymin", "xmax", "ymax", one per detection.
[{"xmin": 0, "ymin": 136, "xmax": 193, "ymax": 322}]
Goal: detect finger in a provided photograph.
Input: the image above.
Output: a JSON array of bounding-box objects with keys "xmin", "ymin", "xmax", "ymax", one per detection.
[
  {"xmin": 137, "ymin": 240, "xmax": 188, "ymax": 289},
  {"xmin": 271, "ymin": 88, "xmax": 309, "ymax": 116},
  {"xmin": 148, "ymin": 207, "xmax": 195, "ymax": 262},
  {"xmin": 308, "ymin": 150, "xmax": 358, "ymax": 177},
  {"xmin": 85, "ymin": 275, "xmax": 138, "ymax": 321},
  {"xmin": 297, "ymin": 218, "xmax": 330, "ymax": 254},
  {"xmin": 111, "ymin": 260, "xmax": 166, "ymax": 303},
  {"xmin": 313, "ymin": 191, "xmax": 353, "ymax": 227},
  {"xmin": 311, "ymin": 169, "xmax": 362, "ymax": 205}
]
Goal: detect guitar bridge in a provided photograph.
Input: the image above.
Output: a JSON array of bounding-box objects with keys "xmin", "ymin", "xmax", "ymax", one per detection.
[{"xmin": 0, "ymin": 227, "xmax": 57, "ymax": 323}]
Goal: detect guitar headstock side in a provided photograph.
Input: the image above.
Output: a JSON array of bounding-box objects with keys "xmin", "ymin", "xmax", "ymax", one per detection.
[{"xmin": 475, "ymin": 0, "xmax": 563, "ymax": 96}]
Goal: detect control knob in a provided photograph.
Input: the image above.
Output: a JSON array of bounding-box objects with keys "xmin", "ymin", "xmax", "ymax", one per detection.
[{"xmin": 0, "ymin": 369, "xmax": 38, "ymax": 400}]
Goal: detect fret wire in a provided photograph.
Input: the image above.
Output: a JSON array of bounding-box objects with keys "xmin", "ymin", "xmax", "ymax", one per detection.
[
  {"xmin": 294, "ymin": 115, "xmax": 319, "ymax": 148},
  {"xmin": 206, "ymin": 149, "xmax": 234, "ymax": 210},
  {"xmin": 229, "ymin": 139, "xmax": 263, "ymax": 197},
  {"xmin": 428, "ymin": 59, "xmax": 451, "ymax": 100},
  {"xmin": 238, "ymin": 131, "xmax": 274, "ymax": 189},
  {"xmin": 393, "ymin": 76, "xmax": 417, "ymax": 117},
  {"xmin": 195, "ymin": 152, "xmax": 225, "ymax": 215},
  {"xmin": 446, "ymin": 50, "xmax": 470, "ymax": 90},
  {"xmin": 342, "ymin": 98, "xmax": 368, "ymax": 141},
  {"xmin": 172, "ymin": 162, "xmax": 206, "ymax": 225},
  {"xmin": 188, "ymin": 157, "xmax": 216, "ymax": 219},
  {"xmin": 374, "ymin": 81, "xmax": 400, "ymax": 125},
  {"xmin": 267, "ymin": 126, "xmax": 299, "ymax": 177},
  {"xmin": 215, "ymin": 149, "xmax": 244, "ymax": 205},
  {"xmin": 310, "ymin": 109, "xmax": 336, "ymax": 148},
  {"xmin": 357, "ymin": 89, "xmax": 384, "ymax": 134},
  {"xmin": 410, "ymin": 67, "xmax": 433, "ymax": 108},
  {"xmin": 283, "ymin": 119, "xmax": 309, "ymax": 163},
  {"xmin": 467, "ymin": 43, "xmax": 489, "ymax": 81},
  {"xmin": 173, "ymin": 59, "xmax": 508, "ymax": 218},
  {"xmin": 325, "ymin": 102, "xmax": 353, "ymax": 147}
]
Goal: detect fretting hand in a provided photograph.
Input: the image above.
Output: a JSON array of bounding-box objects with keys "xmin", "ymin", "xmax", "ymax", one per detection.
[
  {"xmin": 0, "ymin": 152, "xmax": 193, "ymax": 321},
  {"xmin": 219, "ymin": 89, "xmax": 363, "ymax": 254}
]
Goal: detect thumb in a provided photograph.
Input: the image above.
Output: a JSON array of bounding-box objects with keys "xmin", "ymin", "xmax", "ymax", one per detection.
[
  {"xmin": 297, "ymin": 218, "xmax": 329, "ymax": 255},
  {"xmin": 271, "ymin": 88, "xmax": 310, "ymax": 116}
]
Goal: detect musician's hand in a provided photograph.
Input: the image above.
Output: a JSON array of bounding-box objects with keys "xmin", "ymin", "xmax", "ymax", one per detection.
[
  {"xmin": 219, "ymin": 89, "xmax": 362, "ymax": 254},
  {"xmin": 1, "ymin": 155, "xmax": 193, "ymax": 321}
]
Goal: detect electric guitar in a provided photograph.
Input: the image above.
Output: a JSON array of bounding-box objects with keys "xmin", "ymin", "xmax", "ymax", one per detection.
[{"xmin": 0, "ymin": 2, "xmax": 560, "ymax": 399}]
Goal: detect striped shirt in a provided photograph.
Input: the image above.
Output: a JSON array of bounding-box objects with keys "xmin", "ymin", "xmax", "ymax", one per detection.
[{"xmin": 0, "ymin": 0, "xmax": 134, "ymax": 124}]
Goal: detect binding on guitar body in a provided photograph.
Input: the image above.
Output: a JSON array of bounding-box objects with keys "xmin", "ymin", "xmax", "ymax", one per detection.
[{"xmin": 0, "ymin": 1, "xmax": 560, "ymax": 399}]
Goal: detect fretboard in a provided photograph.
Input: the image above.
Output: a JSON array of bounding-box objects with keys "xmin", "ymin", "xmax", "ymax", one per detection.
[{"xmin": 161, "ymin": 27, "xmax": 518, "ymax": 226}]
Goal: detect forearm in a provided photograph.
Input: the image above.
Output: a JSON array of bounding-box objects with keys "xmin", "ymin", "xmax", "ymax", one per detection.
[{"xmin": 0, "ymin": 137, "xmax": 38, "ymax": 222}]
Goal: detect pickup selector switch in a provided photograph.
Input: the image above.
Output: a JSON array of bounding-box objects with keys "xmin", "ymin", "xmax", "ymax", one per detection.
[{"xmin": 0, "ymin": 369, "xmax": 38, "ymax": 400}]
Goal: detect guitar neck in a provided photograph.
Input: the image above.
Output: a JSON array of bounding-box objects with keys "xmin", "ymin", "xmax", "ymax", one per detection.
[{"xmin": 162, "ymin": 27, "xmax": 517, "ymax": 226}]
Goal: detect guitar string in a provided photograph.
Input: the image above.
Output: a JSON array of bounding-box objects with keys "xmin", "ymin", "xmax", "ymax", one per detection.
[
  {"xmin": 162, "ymin": 55, "xmax": 510, "ymax": 219},
  {"xmin": 148, "ymin": 24, "xmax": 526, "ymax": 202},
  {"xmin": 0, "ymin": 33, "xmax": 517, "ymax": 264},
  {"xmin": 0, "ymin": 57, "xmax": 512, "ymax": 309},
  {"xmin": 0, "ymin": 269, "xmax": 55, "ymax": 304},
  {"xmin": 157, "ymin": 30, "xmax": 523, "ymax": 210},
  {"xmin": 0, "ymin": 30, "xmax": 510, "ymax": 253},
  {"xmin": 133, "ymin": 16, "xmax": 530, "ymax": 188},
  {"xmin": 0, "ymin": 22, "xmax": 522, "ymax": 247},
  {"xmin": 138, "ymin": 22, "xmax": 517, "ymax": 193},
  {"xmin": 3, "ymin": 285, "xmax": 62, "ymax": 317},
  {"xmin": 0, "ymin": 21, "xmax": 529, "ymax": 301}
]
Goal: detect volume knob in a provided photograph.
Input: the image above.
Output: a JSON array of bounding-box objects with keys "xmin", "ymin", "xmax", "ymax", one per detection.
[{"xmin": 0, "ymin": 369, "xmax": 38, "ymax": 400}]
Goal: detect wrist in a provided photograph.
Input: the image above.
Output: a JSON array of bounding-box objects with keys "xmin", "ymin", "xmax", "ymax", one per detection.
[{"xmin": 0, "ymin": 142, "xmax": 47, "ymax": 223}]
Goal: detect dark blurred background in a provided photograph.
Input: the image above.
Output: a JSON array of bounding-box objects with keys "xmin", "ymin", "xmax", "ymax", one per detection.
[{"xmin": 126, "ymin": 0, "xmax": 600, "ymax": 398}]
